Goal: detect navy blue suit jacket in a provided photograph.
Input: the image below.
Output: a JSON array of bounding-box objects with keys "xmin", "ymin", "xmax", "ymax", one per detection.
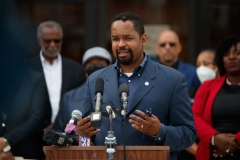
[
  {"xmin": 156, "ymin": 59, "xmax": 200, "ymax": 90},
  {"xmin": 82, "ymin": 56, "xmax": 196, "ymax": 160},
  {"xmin": 177, "ymin": 60, "xmax": 200, "ymax": 90}
]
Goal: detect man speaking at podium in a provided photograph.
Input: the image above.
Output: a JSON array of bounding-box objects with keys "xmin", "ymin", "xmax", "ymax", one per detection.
[{"xmin": 76, "ymin": 12, "xmax": 196, "ymax": 160}]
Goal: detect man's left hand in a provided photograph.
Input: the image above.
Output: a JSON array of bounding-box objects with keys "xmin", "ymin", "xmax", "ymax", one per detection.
[{"xmin": 129, "ymin": 110, "xmax": 161, "ymax": 136}]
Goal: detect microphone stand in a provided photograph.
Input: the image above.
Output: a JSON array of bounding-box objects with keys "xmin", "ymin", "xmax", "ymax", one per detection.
[
  {"xmin": 122, "ymin": 100, "xmax": 127, "ymax": 160},
  {"xmin": 105, "ymin": 109, "xmax": 117, "ymax": 160}
]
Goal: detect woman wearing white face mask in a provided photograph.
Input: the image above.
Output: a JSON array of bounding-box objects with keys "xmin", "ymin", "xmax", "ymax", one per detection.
[
  {"xmin": 196, "ymin": 49, "xmax": 219, "ymax": 83},
  {"xmin": 180, "ymin": 49, "xmax": 219, "ymax": 160},
  {"xmin": 188, "ymin": 50, "xmax": 219, "ymax": 103}
]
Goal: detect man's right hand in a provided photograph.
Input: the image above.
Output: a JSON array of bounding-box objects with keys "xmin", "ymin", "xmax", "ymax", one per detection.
[{"xmin": 76, "ymin": 116, "xmax": 100, "ymax": 137}]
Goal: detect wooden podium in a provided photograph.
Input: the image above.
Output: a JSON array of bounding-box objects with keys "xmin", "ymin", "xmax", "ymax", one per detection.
[{"xmin": 43, "ymin": 146, "xmax": 170, "ymax": 160}]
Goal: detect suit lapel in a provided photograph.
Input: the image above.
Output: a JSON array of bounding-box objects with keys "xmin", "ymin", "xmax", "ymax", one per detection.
[
  {"xmin": 127, "ymin": 60, "xmax": 156, "ymax": 114},
  {"xmin": 61, "ymin": 58, "xmax": 68, "ymax": 97},
  {"xmin": 104, "ymin": 66, "xmax": 122, "ymax": 108},
  {"xmin": 32, "ymin": 55, "xmax": 44, "ymax": 73},
  {"xmin": 104, "ymin": 60, "xmax": 156, "ymax": 114}
]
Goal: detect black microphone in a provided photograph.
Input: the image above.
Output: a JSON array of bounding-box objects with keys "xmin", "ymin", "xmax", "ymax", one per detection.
[
  {"xmin": 118, "ymin": 84, "xmax": 129, "ymax": 116},
  {"xmin": 43, "ymin": 130, "xmax": 79, "ymax": 146},
  {"xmin": 43, "ymin": 110, "xmax": 82, "ymax": 146},
  {"xmin": 91, "ymin": 78, "xmax": 104, "ymax": 128}
]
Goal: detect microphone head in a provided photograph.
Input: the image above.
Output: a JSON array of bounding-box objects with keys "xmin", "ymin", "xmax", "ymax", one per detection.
[
  {"xmin": 95, "ymin": 78, "xmax": 104, "ymax": 94},
  {"xmin": 71, "ymin": 110, "xmax": 82, "ymax": 119},
  {"xmin": 118, "ymin": 84, "xmax": 129, "ymax": 96}
]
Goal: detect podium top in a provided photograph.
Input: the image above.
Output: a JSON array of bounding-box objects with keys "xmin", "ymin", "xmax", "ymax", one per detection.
[
  {"xmin": 44, "ymin": 145, "xmax": 169, "ymax": 151},
  {"xmin": 43, "ymin": 146, "xmax": 170, "ymax": 160}
]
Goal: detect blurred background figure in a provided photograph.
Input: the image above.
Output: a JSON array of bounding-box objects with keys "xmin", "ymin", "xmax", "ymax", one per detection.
[
  {"xmin": 0, "ymin": 1, "xmax": 51, "ymax": 159},
  {"xmin": 196, "ymin": 49, "xmax": 219, "ymax": 83},
  {"xmin": 28, "ymin": 21, "xmax": 86, "ymax": 129},
  {"xmin": 193, "ymin": 35, "xmax": 240, "ymax": 160},
  {"xmin": 155, "ymin": 29, "xmax": 200, "ymax": 90},
  {"xmin": 53, "ymin": 47, "xmax": 112, "ymax": 132},
  {"xmin": 188, "ymin": 49, "xmax": 219, "ymax": 103},
  {"xmin": 179, "ymin": 49, "xmax": 219, "ymax": 160},
  {"xmin": 0, "ymin": 71, "xmax": 51, "ymax": 159}
]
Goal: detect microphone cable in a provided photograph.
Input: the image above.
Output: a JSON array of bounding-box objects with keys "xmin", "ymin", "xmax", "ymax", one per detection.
[{"xmin": 123, "ymin": 112, "xmax": 126, "ymax": 160}]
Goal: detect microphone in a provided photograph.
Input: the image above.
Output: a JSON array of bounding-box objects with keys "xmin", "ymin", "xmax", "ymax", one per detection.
[
  {"xmin": 43, "ymin": 110, "xmax": 82, "ymax": 146},
  {"xmin": 43, "ymin": 130, "xmax": 78, "ymax": 146},
  {"xmin": 91, "ymin": 78, "xmax": 104, "ymax": 128},
  {"xmin": 118, "ymin": 84, "xmax": 129, "ymax": 116},
  {"xmin": 65, "ymin": 110, "xmax": 82, "ymax": 134}
]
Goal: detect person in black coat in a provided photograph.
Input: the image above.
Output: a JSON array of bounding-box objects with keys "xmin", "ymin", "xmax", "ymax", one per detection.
[
  {"xmin": 28, "ymin": 21, "xmax": 86, "ymax": 127},
  {"xmin": 0, "ymin": 70, "xmax": 51, "ymax": 159}
]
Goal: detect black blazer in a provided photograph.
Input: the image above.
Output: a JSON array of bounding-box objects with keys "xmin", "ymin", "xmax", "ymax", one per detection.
[
  {"xmin": 28, "ymin": 54, "xmax": 86, "ymax": 98},
  {"xmin": 0, "ymin": 71, "xmax": 51, "ymax": 159}
]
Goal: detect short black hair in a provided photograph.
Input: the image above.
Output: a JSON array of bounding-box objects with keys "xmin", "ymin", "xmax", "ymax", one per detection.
[
  {"xmin": 111, "ymin": 12, "xmax": 145, "ymax": 37},
  {"xmin": 215, "ymin": 35, "xmax": 240, "ymax": 76}
]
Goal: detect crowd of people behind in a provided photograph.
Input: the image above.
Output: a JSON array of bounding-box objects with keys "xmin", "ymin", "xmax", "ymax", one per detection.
[{"xmin": 0, "ymin": 12, "xmax": 240, "ymax": 160}]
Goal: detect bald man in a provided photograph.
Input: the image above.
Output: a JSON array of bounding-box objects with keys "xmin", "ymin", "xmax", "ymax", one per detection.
[{"xmin": 155, "ymin": 29, "xmax": 200, "ymax": 90}]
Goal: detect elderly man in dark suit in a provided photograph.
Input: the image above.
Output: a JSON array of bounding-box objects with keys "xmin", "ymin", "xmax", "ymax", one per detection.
[{"xmin": 28, "ymin": 21, "xmax": 86, "ymax": 128}]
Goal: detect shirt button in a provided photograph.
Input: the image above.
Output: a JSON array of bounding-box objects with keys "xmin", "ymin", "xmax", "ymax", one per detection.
[
  {"xmin": 128, "ymin": 80, "xmax": 131, "ymax": 82},
  {"xmin": 2, "ymin": 123, "xmax": 5, "ymax": 127},
  {"xmin": 138, "ymin": 74, "xmax": 140, "ymax": 76}
]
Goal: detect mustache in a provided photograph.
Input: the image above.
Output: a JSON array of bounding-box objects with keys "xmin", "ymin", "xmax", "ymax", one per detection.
[
  {"xmin": 117, "ymin": 48, "xmax": 130, "ymax": 53},
  {"xmin": 48, "ymin": 47, "xmax": 58, "ymax": 51}
]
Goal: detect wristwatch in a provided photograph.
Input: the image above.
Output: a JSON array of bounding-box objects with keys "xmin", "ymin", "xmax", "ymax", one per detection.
[{"xmin": 3, "ymin": 138, "xmax": 11, "ymax": 152}]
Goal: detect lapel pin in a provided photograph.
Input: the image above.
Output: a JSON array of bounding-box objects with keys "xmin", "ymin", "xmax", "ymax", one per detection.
[{"xmin": 145, "ymin": 82, "xmax": 149, "ymax": 86}]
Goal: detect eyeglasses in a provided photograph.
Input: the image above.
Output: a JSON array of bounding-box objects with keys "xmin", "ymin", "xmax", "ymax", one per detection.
[
  {"xmin": 41, "ymin": 38, "xmax": 62, "ymax": 44},
  {"xmin": 159, "ymin": 42, "xmax": 176, "ymax": 47}
]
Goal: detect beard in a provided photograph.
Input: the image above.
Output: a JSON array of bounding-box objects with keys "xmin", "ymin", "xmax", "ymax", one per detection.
[
  {"xmin": 116, "ymin": 48, "xmax": 134, "ymax": 65},
  {"xmin": 42, "ymin": 47, "xmax": 60, "ymax": 58}
]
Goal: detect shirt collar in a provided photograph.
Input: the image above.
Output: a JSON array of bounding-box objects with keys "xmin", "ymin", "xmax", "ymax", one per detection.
[{"xmin": 114, "ymin": 52, "xmax": 148, "ymax": 74}]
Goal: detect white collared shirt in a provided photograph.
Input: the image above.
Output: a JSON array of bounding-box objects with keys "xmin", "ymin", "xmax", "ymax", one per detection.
[{"xmin": 40, "ymin": 51, "xmax": 62, "ymax": 123}]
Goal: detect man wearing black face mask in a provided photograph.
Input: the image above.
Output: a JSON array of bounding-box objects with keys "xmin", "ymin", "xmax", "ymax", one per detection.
[{"xmin": 52, "ymin": 47, "xmax": 112, "ymax": 132}]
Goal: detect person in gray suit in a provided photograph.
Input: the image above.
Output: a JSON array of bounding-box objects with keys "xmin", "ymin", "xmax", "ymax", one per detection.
[
  {"xmin": 52, "ymin": 47, "xmax": 112, "ymax": 132},
  {"xmin": 76, "ymin": 12, "xmax": 196, "ymax": 160}
]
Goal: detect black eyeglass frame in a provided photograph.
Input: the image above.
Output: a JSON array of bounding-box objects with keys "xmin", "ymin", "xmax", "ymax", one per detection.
[{"xmin": 159, "ymin": 42, "xmax": 176, "ymax": 47}]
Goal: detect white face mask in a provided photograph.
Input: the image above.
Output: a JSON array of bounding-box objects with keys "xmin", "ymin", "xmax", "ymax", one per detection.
[{"xmin": 196, "ymin": 66, "xmax": 217, "ymax": 83}]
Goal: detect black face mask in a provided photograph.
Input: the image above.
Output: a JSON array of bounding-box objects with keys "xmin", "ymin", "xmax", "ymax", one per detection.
[{"xmin": 86, "ymin": 66, "xmax": 105, "ymax": 76}]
